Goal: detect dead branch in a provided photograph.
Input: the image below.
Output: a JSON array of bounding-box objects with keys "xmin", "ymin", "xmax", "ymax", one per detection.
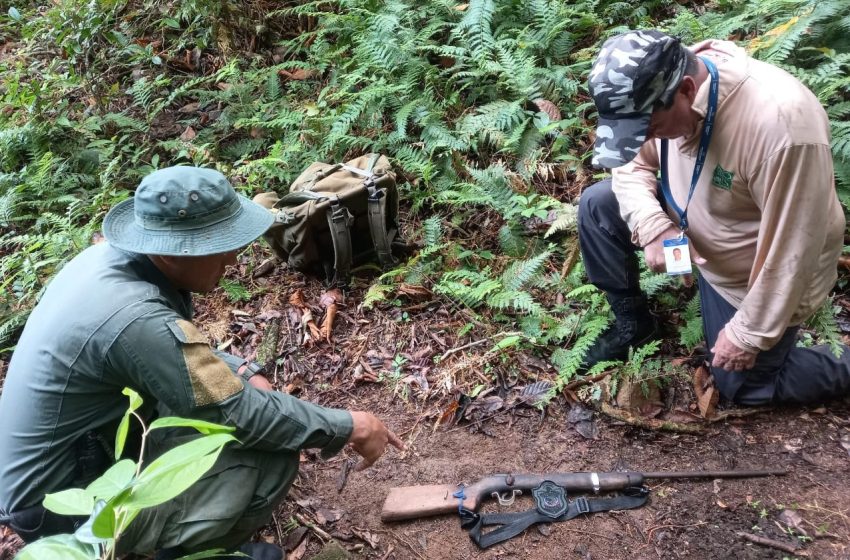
[
  {"xmin": 600, "ymin": 402, "xmax": 705, "ymax": 434},
  {"xmin": 736, "ymin": 532, "xmax": 803, "ymax": 555},
  {"xmin": 438, "ymin": 331, "xmax": 522, "ymax": 361}
]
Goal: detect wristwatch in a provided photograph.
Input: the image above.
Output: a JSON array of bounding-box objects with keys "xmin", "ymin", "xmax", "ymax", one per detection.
[{"xmin": 239, "ymin": 361, "xmax": 265, "ymax": 381}]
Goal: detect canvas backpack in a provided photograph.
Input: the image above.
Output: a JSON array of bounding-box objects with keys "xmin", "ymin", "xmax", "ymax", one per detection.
[{"xmin": 253, "ymin": 153, "xmax": 402, "ymax": 285}]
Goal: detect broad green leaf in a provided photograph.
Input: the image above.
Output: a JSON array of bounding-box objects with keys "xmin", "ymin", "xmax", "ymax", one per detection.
[
  {"xmin": 16, "ymin": 534, "xmax": 96, "ymax": 560},
  {"xmin": 43, "ymin": 488, "xmax": 94, "ymax": 516},
  {"xmin": 86, "ymin": 459, "xmax": 136, "ymax": 500},
  {"xmin": 163, "ymin": 17, "xmax": 180, "ymax": 29},
  {"xmin": 74, "ymin": 499, "xmax": 110, "ymax": 544},
  {"xmin": 91, "ymin": 487, "xmax": 132, "ymax": 539},
  {"xmin": 493, "ymin": 335, "xmax": 521, "ymax": 350},
  {"xmin": 149, "ymin": 417, "xmax": 235, "ymax": 435},
  {"xmin": 115, "ymin": 388, "xmax": 144, "ymax": 460},
  {"xmin": 7, "ymin": 7, "xmax": 21, "ymax": 21},
  {"xmin": 123, "ymin": 387, "xmax": 144, "ymax": 411},
  {"xmin": 126, "ymin": 433, "xmax": 235, "ymax": 509}
]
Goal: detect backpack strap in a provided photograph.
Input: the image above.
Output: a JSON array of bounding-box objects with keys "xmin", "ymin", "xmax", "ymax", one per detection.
[
  {"xmin": 341, "ymin": 158, "xmax": 397, "ymax": 268},
  {"xmin": 326, "ymin": 196, "xmax": 354, "ymax": 286},
  {"xmin": 275, "ymin": 191, "xmax": 326, "ymax": 207},
  {"xmin": 365, "ymin": 175, "xmax": 396, "ymax": 267}
]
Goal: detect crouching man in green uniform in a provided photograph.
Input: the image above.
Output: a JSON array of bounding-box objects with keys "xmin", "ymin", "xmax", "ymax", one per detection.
[{"xmin": 0, "ymin": 166, "xmax": 404, "ymax": 559}]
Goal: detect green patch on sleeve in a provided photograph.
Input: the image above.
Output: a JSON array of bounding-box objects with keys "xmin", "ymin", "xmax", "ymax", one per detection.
[{"xmin": 167, "ymin": 320, "xmax": 243, "ymax": 407}]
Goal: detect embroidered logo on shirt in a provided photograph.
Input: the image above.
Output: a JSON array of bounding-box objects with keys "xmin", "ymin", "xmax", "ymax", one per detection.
[{"xmin": 712, "ymin": 165, "xmax": 734, "ymax": 190}]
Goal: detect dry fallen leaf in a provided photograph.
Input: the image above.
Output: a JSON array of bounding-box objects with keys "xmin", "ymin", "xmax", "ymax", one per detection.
[
  {"xmin": 694, "ymin": 365, "xmax": 719, "ymax": 419},
  {"xmin": 289, "ymin": 290, "xmax": 306, "ymax": 307},
  {"xmin": 398, "ymin": 283, "xmax": 432, "ymax": 299},
  {"xmin": 615, "ymin": 377, "xmax": 663, "ymax": 418},
  {"xmin": 314, "ymin": 507, "xmax": 344, "ymax": 526},
  {"xmin": 515, "ymin": 380, "xmax": 552, "ymax": 408},
  {"xmin": 289, "ymin": 535, "xmax": 309, "ymax": 560},
  {"xmin": 777, "ymin": 509, "xmax": 808, "ymax": 536},
  {"xmin": 532, "ymin": 98, "xmax": 562, "ymax": 122},
  {"xmin": 284, "ymin": 526, "xmax": 309, "ymax": 552},
  {"xmin": 179, "ymin": 126, "xmax": 196, "ymax": 141},
  {"xmin": 784, "ymin": 437, "xmax": 803, "ymax": 454},
  {"xmin": 319, "ymin": 288, "xmax": 343, "ymax": 342},
  {"xmin": 301, "ymin": 310, "xmax": 321, "ymax": 345},
  {"xmin": 351, "ymin": 527, "xmax": 380, "ymax": 548},
  {"xmin": 178, "ymin": 102, "xmax": 199, "ymax": 113},
  {"xmin": 279, "ymin": 68, "xmax": 316, "ymax": 80}
]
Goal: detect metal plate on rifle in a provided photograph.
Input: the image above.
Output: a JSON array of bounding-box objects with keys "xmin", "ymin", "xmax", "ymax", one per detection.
[{"xmin": 532, "ymin": 481, "xmax": 568, "ymax": 519}]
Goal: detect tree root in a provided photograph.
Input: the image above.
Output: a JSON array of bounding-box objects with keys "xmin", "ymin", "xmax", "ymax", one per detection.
[{"xmin": 599, "ymin": 403, "xmax": 706, "ymax": 434}]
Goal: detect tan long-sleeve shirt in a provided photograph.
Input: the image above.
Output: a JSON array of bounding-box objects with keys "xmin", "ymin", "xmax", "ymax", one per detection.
[{"xmin": 612, "ymin": 40, "xmax": 844, "ymax": 352}]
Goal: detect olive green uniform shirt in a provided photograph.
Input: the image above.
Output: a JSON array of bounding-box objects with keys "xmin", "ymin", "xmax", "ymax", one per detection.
[{"xmin": 0, "ymin": 242, "xmax": 352, "ymax": 513}]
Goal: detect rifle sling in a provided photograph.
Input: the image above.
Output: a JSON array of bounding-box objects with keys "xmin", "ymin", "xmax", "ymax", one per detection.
[{"xmin": 460, "ymin": 483, "xmax": 649, "ymax": 549}]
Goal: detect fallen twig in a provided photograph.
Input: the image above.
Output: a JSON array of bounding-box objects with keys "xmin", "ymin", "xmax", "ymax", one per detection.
[
  {"xmin": 336, "ymin": 457, "xmax": 356, "ymax": 493},
  {"xmin": 294, "ymin": 512, "xmax": 332, "ymax": 542},
  {"xmin": 438, "ymin": 331, "xmax": 522, "ymax": 361},
  {"xmin": 564, "ymin": 370, "xmax": 613, "ymax": 391},
  {"xmin": 377, "ymin": 529, "xmax": 427, "ymax": 560},
  {"xmin": 636, "ymin": 522, "xmax": 708, "ymax": 552},
  {"xmin": 736, "ymin": 531, "xmax": 802, "ymax": 555},
  {"xmin": 705, "ymin": 406, "xmax": 771, "ymax": 422}
]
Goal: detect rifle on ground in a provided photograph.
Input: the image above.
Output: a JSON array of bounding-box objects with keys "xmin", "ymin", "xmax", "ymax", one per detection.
[{"xmin": 381, "ymin": 468, "xmax": 787, "ymax": 549}]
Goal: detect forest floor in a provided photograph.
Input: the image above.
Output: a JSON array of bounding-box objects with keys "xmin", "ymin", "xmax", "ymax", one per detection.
[{"xmin": 2, "ymin": 254, "xmax": 850, "ymax": 560}]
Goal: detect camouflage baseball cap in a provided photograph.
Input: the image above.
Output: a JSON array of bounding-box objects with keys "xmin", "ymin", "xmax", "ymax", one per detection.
[{"xmin": 588, "ymin": 30, "xmax": 688, "ymax": 168}]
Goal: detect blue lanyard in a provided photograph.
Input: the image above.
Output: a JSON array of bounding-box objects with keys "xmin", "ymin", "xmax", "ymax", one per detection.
[{"xmin": 660, "ymin": 56, "xmax": 719, "ymax": 232}]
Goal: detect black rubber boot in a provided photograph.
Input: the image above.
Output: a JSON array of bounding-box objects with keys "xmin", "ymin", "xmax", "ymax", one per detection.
[{"xmin": 582, "ymin": 295, "xmax": 659, "ymax": 368}]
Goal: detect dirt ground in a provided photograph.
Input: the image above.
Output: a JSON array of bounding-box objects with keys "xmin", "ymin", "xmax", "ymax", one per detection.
[{"xmin": 2, "ymin": 260, "xmax": 850, "ymax": 560}]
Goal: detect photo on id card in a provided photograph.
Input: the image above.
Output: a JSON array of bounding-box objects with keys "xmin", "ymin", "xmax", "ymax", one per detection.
[{"xmin": 663, "ymin": 237, "xmax": 692, "ymax": 276}]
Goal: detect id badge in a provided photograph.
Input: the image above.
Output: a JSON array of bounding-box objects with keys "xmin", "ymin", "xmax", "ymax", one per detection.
[{"xmin": 663, "ymin": 236, "xmax": 692, "ymax": 276}]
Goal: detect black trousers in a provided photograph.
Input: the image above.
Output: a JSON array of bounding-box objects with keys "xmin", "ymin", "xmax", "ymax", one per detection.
[
  {"xmin": 1, "ymin": 504, "xmax": 84, "ymax": 543},
  {"xmin": 578, "ymin": 179, "xmax": 850, "ymax": 405}
]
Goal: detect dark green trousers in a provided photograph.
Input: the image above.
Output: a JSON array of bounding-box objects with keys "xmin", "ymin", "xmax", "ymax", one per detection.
[{"xmin": 118, "ymin": 430, "xmax": 298, "ymax": 556}]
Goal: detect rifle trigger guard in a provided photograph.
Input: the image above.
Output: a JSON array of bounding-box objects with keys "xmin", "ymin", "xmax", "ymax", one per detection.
[{"xmin": 491, "ymin": 489, "xmax": 522, "ymax": 506}]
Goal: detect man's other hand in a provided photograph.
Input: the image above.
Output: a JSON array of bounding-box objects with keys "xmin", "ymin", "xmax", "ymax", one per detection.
[
  {"xmin": 644, "ymin": 226, "xmax": 706, "ymax": 286},
  {"xmin": 712, "ymin": 328, "xmax": 758, "ymax": 371},
  {"xmin": 348, "ymin": 411, "xmax": 405, "ymax": 471}
]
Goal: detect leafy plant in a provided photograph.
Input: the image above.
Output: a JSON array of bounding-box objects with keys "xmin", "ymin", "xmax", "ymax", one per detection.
[
  {"xmin": 17, "ymin": 388, "xmax": 237, "ymax": 560},
  {"xmin": 678, "ymin": 292, "xmax": 703, "ymax": 352}
]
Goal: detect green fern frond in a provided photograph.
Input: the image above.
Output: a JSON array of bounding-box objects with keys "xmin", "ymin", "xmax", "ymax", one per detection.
[
  {"xmin": 486, "ymin": 289, "xmax": 543, "ymax": 314},
  {"xmin": 498, "ymin": 225, "xmax": 528, "ymax": 257},
  {"xmin": 500, "ymin": 250, "xmax": 550, "ymax": 291},
  {"xmin": 552, "ymin": 313, "xmax": 611, "ymax": 388},
  {"xmin": 679, "ymin": 292, "xmax": 704, "ymax": 351},
  {"xmin": 422, "ymin": 216, "xmax": 443, "ymax": 247},
  {"xmin": 640, "ymin": 269, "xmax": 674, "ymax": 297},
  {"xmin": 545, "ymin": 205, "xmax": 578, "ymax": 238},
  {"xmin": 804, "ymin": 296, "xmax": 845, "ymax": 358}
]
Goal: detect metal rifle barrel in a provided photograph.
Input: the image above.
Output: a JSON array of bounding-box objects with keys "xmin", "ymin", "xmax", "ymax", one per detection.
[{"xmin": 640, "ymin": 469, "xmax": 788, "ymax": 479}]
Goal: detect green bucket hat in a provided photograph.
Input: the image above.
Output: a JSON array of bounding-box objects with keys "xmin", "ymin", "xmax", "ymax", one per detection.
[{"xmin": 103, "ymin": 166, "xmax": 274, "ymax": 256}]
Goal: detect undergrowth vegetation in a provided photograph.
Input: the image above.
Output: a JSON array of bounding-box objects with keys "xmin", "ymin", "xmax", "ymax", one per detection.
[{"xmin": 1, "ymin": 0, "xmax": 848, "ymax": 393}]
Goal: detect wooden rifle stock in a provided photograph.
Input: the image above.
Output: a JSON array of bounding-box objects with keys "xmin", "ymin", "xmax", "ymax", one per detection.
[{"xmin": 380, "ymin": 468, "xmax": 787, "ymax": 522}]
